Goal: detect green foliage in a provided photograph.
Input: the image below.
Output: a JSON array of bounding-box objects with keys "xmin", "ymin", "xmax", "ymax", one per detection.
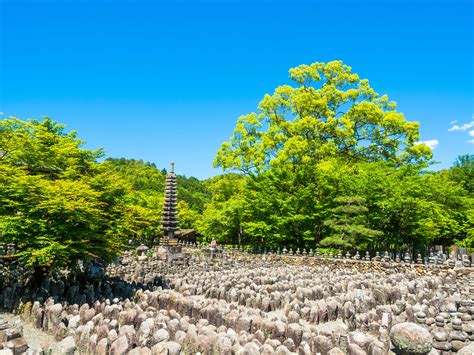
[
  {"xmin": 196, "ymin": 174, "xmax": 245, "ymax": 244},
  {"xmin": 215, "ymin": 60, "xmax": 432, "ymax": 175},
  {"xmin": 104, "ymin": 158, "xmax": 165, "ymax": 191},
  {"xmin": 0, "ymin": 117, "xmax": 211, "ymax": 270},
  {"xmin": 178, "ymin": 200, "xmax": 201, "ymax": 229},
  {"xmin": 177, "ymin": 175, "xmax": 211, "ymax": 213},
  {"xmin": 102, "ymin": 158, "xmax": 164, "ymax": 244},
  {"xmin": 211, "ymin": 60, "xmax": 472, "ymax": 253},
  {"xmin": 0, "ymin": 116, "xmax": 128, "ymax": 270},
  {"xmin": 241, "ymin": 165, "xmax": 324, "ymax": 248},
  {"xmin": 103, "ymin": 158, "xmax": 210, "ymax": 243},
  {"xmin": 449, "ymin": 154, "xmax": 474, "ymax": 193},
  {"xmin": 203, "ymin": 157, "xmax": 472, "ymax": 253},
  {"xmin": 321, "ymin": 196, "xmax": 383, "ymax": 250}
]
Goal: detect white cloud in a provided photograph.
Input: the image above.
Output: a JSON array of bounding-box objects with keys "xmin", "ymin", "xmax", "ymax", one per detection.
[
  {"xmin": 450, "ymin": 120, "xmax": 458, "ymax": 125},
  {"xmin": 468, "ymin": 139, "xmax": 474, "ymax": 145},
  {"xmin": 449, "ymin": 120, "xmax": 474, "ymax": 132},
  {"xmin": 469, "ymin": 130, "xmax": 474, "ymax": 137},
  {"xmin": 415, "ymin": 139, "xmax": 439, "ymax": 149}
]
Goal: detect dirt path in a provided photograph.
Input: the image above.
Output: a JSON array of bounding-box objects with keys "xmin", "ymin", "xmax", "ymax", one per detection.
[{"xmin": 0, "ymin": 312, "xmax": 58, "ymax": 352}]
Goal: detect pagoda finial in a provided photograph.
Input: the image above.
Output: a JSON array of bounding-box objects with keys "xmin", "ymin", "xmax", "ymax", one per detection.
[{"xmin": 170, "ymin": 161, "xmax": 174, "ymax": 174}]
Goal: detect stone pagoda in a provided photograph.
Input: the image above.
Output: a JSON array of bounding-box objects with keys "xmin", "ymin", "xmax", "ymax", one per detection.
[{"xmin": 160, "ymin": 162, "xmax": 180, "ymax": 247}]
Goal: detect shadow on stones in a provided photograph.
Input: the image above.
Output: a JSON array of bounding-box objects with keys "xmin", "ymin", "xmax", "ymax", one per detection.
[{"xmin": 0, "ymin": 262, "xmax": 170, "ymax": 313}]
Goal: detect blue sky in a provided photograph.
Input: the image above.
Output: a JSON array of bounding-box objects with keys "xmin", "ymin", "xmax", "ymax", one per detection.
[{"xmin": 1, "ymin": 0, "xmax": 472, "ymax": 179}]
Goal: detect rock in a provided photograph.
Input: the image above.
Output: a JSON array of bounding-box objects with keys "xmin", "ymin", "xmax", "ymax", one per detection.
[
  {"xmin": 0, "ymin": 329, "xmax": 20, "ymax": 342},
  {"xmin": 328, "ymin": 347, "xmax": 345, "ymax": 355},
  {"xmin": 272, "ymin": 320, "xmax": 287, "ymax": 342},
  {"xmin": 96, "ymin": 338, "xmax": 109, "ymax": 355},
  {"xmin": 163, "ymin": 341, "xmax": 181, "ymax": 355},
  {"xmin": 153, "ymin": 328, "xmax": 169, "ymax": 343},
  {"xmin": 109, "ymin": 335, "xmax": 129, "ymax": 355},
  {"xmin": 128, "ymin": 348, "xmax": 142, "ymax": 355},
  {"xmin": 298, "ymin": 341, "xmax": 311, "ymax": 355},
  {"xmin": 151, "ymin": 341, "xmax": 181, "ymax": 355},
  {"xmin": 47, "ymin": 303, "xmax": 63, "ymax": 332},
  {"xmin": 108, "ymin": 329, "xmax": 118, "ymax": 344},
  {"xmin": 275, "ymin": 344, "xmax": 291, "ymax": 355},
  {"xmin": 287, "ymin": 323, "xmax": 303, "ymax": 346},
  {"xmin": 458, "ymin": 342, "xmax": 474, "ymax": 355},
  {"xmin": 349, "ymin": 331, "xmax": 370, "ymax": 351},
  {"xmin": 288, "ymin": 311, "xmax": 300, "ymax": 323},
  {"xmin": 390, "ymin": 322, "xmax": 432, "ymax": 354},
  {"xmin": 89, "ymin": 334, "xmax": 98, "ymax": 353},
  {"xmin": 236, "ymin": 317, "xmax": 252, "ymax": 333},
  {"xmin": 282, "ymin": 338, "xmax": 295, "ymax": 352},
  {"xmin": 81, "ymin": 308, "xmax": 96, "ymax": 325},
  {"xmin": 68, "ymin": 315, "xmax": 80, "ymax": 331},
  {"xmin": 128, "ymin": 347, "xmax": 152, "ymax": 355},
  {"xmin": 138, "ymin": 318, "xmax": 154, "ymax": 346},
  {"xmin": 54, "ymin": 335, "xmax": 76, "ymax": 355},
  {"xmin": 432, "ymin": 331, "xmax": 447, "ymax": 342},
  {"xmin": 347, "ymin": 343, "xmax": 367, "ymax": 355},
  {"xmin": 313, "ymin": 335, "xmax": 332, "ymax": 354},
  {"xmin": 216, "ymin": 335, "xmax": 233, "ymax": 352},
  {"xmin": 174, "ymin": 330, "xmax": 186, "ymax": 343},
  {"xmin": 54, "ymin": 322, "xmax": 68, "ymax": 341},
  {"xmin": 119, "ymin": 324, "xmax": 136, "ymax": 345},
  {"xmin": 238, "ymin": 342, "xmax": 260, "ymax": 355},
  {"xmin": 261, "ymin": 344, "xmax": 276, "ymax": 354},
  {"xmin": 451, "ymin": 339, "xmax": 467, "ymax": 352},
  {"xmin": 3, "ymin": 337, "xmax": 28, "ymax": 355}
]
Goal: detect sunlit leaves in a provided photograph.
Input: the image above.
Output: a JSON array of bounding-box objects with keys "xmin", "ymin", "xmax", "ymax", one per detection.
[
  {"xmin": 0, "ymin": 117, "xmax": 127, "ymax": 270},
  {"xmin": 215, "ymin": 60, "xmax": 431, "ymax": 175}
]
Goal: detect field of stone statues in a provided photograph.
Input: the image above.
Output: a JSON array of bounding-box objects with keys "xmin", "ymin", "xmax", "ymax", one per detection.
[{"xmin": 1, "ymin": 247, "xmax": 474, "ymax": 354}]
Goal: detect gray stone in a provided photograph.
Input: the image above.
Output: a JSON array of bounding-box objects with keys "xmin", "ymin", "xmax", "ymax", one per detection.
[
  {"xmin": 153, "ymin": 328, "xmax": 169, "ymax": 343},
  {"xmin": 238, "ymin": 342, "xmax": 260, "ymax": 355},
  {"xmin": 298, "ymin": 341, "xmax": 311, "ymax": 355},
  {"xmin": 275, "ymin": 344, "xmax": 291, "ymax": 355},
  {"xmin": 347, "ymin": 343, "xmax": 367, "ymax": 355},
  {"xmin": 261, "ymin": 344, "xmax": 276, "ymax": 354},
  {"xmin": 163, "ymin": 341, "xmax": 181, "ymax": 355},
  {"xmin": 282, "ymin": 338, "xmax": 295, "ymax": 352},
  {"xmin": 109, "ymin": 335, "xmax": 129, "ymax": 355},
  {"xmin": 458, "ymin": 342, "xmax": 474, "ymax": 355},
  {"xmin": 96, "ymin": 338, "xmax": 108, "ymax": 355},
  {"xmin": 390, "ymin": 322, "xmax": 432, "ymax": 354},
  {"xmin": 313, "ymin": 335, "xmax": 332, "ymax": 354},
  {"xmin": 57, "ymin": 336, "xmax": 76, "ymax": 355},
  {"xmin": 287, "ymin": 323, "xmax": 303, "ymax": 346},
  {"xmin": 328, "ymin": 347, "xmax": 345, "ymax": 355}
]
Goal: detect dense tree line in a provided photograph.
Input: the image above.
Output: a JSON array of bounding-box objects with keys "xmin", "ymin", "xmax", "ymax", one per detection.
[
  {"xmin": 0, "ymin": 118, "xmax": 210, "ymax": 273},
  {"xmin": 0, "ymin": 60, "xmax": 472, "ymax": 273},
  {"xmin": 206, "ymin": 60, "xmax": 473, "ymax": 255},
  {"xmin": 199, "ymin": 159, "xmax": 472, "ymax": 255}
]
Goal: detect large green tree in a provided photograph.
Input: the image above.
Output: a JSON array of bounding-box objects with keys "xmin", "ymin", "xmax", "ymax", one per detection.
[
  {"xmin": 0, "ymin": 117, "xmax": 129, "ymax": 272},
  {"xmin": 215, "ymin": 60, "xmax": 432, "ymax": 175},
  {"xmin": 210, "ymin": 61, "xmax": 470, "ymax": 252},
  {"xmin": 196, "ymin": 174, "xmax": 245, "ymax": 244}
]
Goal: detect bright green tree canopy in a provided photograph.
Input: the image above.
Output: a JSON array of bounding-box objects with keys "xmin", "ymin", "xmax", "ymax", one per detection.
[{"xmin": 215, "ymin": 60, "xmax": 432, "ymax": 175}]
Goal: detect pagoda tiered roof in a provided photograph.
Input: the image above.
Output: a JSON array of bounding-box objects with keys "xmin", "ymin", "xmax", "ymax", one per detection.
[{"xmin": 161, "ymin": 161, "xmax": 180, "ymax": 238}]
